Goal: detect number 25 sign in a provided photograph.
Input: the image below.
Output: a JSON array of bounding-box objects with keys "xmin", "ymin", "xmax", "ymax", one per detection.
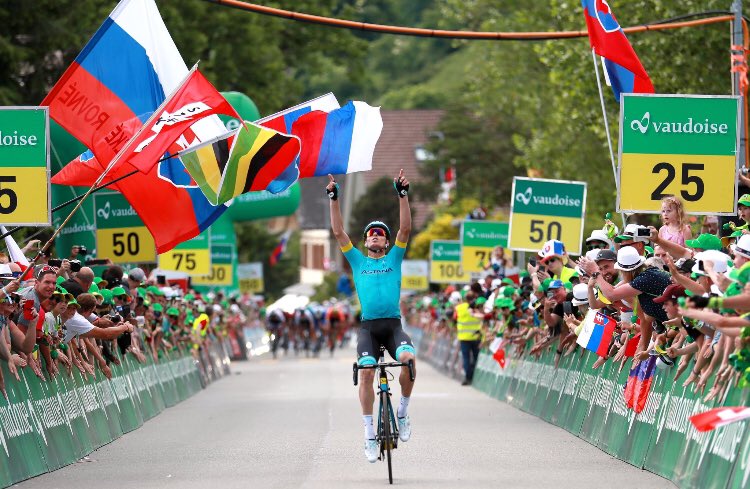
[{"xmin": 618, "ymin": 94, "xmax": 739, "ymax": 215}]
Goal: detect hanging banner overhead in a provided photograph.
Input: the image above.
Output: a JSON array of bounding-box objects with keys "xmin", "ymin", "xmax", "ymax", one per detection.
[
  {"xmin": 0, "ymin": 107, "xmax": 50, "ymax": 225},
  {"xmin": 460, "ymin": 221, "xmax": 509, "ymax": 274},
  {"xmin": 429, "ymin": 240, "xmax": 469, "ymax": 284},
  {"xmin": 94, "ymin": 192, "xmax": 156, "ymax": 264},
  {"xmin": 618, "ymin": 94, "xmax": 739, "ymax": 215},
  {"xmin": 508, "ymin": 177, "xmax": 587, "ymax": 255}
]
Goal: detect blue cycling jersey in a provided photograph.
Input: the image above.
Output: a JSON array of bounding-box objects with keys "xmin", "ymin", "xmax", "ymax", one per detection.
[{"xmin": 341, "ymin": 240, "xmax": 406, "ymax": 321}]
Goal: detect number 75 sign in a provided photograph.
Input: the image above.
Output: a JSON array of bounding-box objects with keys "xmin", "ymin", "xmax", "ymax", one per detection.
[
  {"xmin": 508, "ymin": 177, "xmax": 587, "ymax": 255},
  {"xmin": 618, "ymin": 94, "xmax": 740, "ymax": 215}
]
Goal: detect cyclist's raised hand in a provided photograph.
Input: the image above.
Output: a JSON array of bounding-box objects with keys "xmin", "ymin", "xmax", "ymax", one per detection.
[
  {"xmin": 326, "ymin": 174, "xmax": 339, "ymax": 201},
  {"xmin": 394, "ymin": 169, "xmax": 409, "ymax": 198}
]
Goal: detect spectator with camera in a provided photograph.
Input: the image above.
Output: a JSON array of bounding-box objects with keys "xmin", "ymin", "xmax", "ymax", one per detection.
[{"xmin": 58, "ymin": 265, "xmax": 94, "ymax": 298}]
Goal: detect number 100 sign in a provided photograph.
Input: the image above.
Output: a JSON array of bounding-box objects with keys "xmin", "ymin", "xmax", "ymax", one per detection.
[
  {"xmin": 508, "ymin": 177, "xmax": 587, "ymax": 255},
  {"xmin": 618, "ymin": 94, "xmax": 739, "ymax": 215}
]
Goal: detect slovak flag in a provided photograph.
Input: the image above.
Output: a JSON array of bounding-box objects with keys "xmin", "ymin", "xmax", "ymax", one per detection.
[
  {"xmin": 581, "ymin": 0, "xmax": 655, "ymax": 101},
  {"xmin": 270, "ymin": 230, "xmax": 291, "ymax": 267},
  {"xmin": 576, "ymin": 310, "xmax": 616, "ymax": 357},
  {"xmin": 690, "ymin": 407, "xmax": 750, "ymax": 432}
]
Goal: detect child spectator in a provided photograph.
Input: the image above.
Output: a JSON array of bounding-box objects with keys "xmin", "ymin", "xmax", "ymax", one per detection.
[{"xmin": 658, "ymin": 196, "xmax": 692, "ymax": 247}]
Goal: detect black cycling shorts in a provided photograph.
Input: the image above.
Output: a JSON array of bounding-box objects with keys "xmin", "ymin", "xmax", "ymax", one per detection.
[{"xmin": 356, "ymin": 318, "xmax": 415, "ymax": 366}]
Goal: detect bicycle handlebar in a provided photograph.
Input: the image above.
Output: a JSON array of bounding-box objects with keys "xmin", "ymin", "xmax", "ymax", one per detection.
[{"xmin": 353, "ymin": 359, "xmax": 415, "ymax": 386}]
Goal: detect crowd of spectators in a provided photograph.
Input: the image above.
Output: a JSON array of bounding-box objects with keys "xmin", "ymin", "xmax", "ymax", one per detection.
[
  {"xmin": 0, "ymin": 243, "xmax": 252, "ymax": 396},
  {"xmin": 404, "ymin": 194, "xmax": 750, "ymax": 402}
]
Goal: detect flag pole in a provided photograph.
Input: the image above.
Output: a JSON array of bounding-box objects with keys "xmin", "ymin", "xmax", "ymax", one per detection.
[
  {"xmin": 591, "ymin": 49, "xmax": 627, "ymax": 228},
  {"xmin": 22, "ymin": 64, "xmax": 201, "ymax": 276}
]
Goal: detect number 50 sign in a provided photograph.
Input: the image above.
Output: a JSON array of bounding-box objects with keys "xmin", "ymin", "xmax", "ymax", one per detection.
[
  {"xmin": 618, "ymin": 94, "xmax": 739, "ymax": 215},
  {"xmin": 508, "ymin": 177, "xmax": 587, "ymax": 255}
]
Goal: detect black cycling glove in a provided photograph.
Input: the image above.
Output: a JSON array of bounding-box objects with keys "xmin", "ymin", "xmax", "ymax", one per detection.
[
  {"xmin": 326, "ymin": 182, "xmax": 339, "ymax": 201},
  {"xmin": 394, "ymin": 179, "xmax": 409, "ymax": 198}
]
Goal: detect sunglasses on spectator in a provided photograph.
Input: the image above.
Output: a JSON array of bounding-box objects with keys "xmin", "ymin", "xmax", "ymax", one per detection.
[
  {"xmin": 586, "ymin": 243, "xmax": 606, "ymax": 250},
  {"xmin": 546, "ymin": 257, "xmax": 559, "ymax": 263},
  {"xmin": 2, "ymin": 294, "xmax": 18, "ymax": 304},
  {"xmin": 367, "ymin": 228, "xmax": 386, "ymax": 237}
]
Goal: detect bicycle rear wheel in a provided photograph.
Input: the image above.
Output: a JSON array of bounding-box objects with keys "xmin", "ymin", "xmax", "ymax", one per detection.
[{"xmin": 381, "ymin": 391, "xmax": 393, "ymax": 484}]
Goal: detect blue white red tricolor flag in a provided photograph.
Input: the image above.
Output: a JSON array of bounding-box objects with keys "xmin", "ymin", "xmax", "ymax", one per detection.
[
  {"xmin": 690, "ymin": 407, "xmax": 750, "ymax": 432},
  {"xmin": 270, "ymin": 231, "xmax": 292, "ymax": 267},
  {"xmin": 257, "ymin": 93, "xmax": 340, "ymax": 193},
  {"xmin": 624, "ymin": 355, "xmax": 656, "ymax": 413},
  {"xmin": 291, "ymin": 101, "xmax": 383, "ymax": 178},
  {"xmin": 45, "ymin": 0, "xmax": 229, "ymax": 253},
  {"xmin": 581, "ymin": 0, "xmax": 655, "ymax": 101},
  {"xmin": 576, "ymin": 310, "xmax": 616, "ymax": 357},
  {"xmin": 258, "ymin": 97, "xmax": 382, "ymax": 190}
]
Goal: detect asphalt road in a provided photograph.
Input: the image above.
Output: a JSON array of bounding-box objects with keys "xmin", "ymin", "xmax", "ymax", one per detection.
[{"xmin": 17, "ymin": 347, "xmax": 674, "ymax": 489}]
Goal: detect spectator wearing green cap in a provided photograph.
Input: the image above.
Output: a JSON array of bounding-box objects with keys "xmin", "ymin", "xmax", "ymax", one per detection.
[{"xmin": 736, "ymin": 193, "xmax": 750, "ymax": 232}]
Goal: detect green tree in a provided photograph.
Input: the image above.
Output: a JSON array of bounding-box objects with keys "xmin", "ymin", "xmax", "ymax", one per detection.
[
  {"xmin": 349, "ymin": 176, "xmax": 405, "ymax": 244},
  {"xmin": 234, "ymin": 222, "xmax": 299, "ymax": 300}
]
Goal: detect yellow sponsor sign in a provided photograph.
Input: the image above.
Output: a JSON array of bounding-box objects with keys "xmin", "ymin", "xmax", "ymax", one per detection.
[
  {"xmin": 192, "ymin": 264, "xmax": 233, "ymax": 286},
  {"xmin": 401, "ymin": 260, "xmax": 429, "ymax": 291},
  {"xmin": 509, "ymin": 214, "xmax": 583, "ymax": 254},
  {"xmin": 158, "ymin": 248, "xmax": 211, "ymax": 275},
  {"xmin": 96, "ymin": 226, "xmax": 156, "ymax": 264},
  {"xmin": 430, "ymin": 261, "xmax": 468, "ymax": 283},
  {"xmin": 619, "ymin": 154, "xmax": 735, "ymax": 214},
  {"xmin": 461, "ymin": 245, "xmax": 494, "ymax": 274},
  {"xmin": 239, "ymin": 278, "xmax": 263, "ymax": 294},
  {"xmin": 0, "ymin": 167, "xmax": 49, "ymax": 224}
]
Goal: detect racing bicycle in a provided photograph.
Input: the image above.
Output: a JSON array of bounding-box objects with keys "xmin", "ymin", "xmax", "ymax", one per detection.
[{"xmin": 353, "ymin": 346, "xmax": 415, "ymax": 484}]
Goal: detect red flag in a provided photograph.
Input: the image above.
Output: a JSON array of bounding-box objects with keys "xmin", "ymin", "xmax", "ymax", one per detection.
[
  {"xmin": 493, "ymin": 348, "xmax": 506, "ymax": 368},
  {"xmin": 690, "ymin": 407, "xmax": 750, "ymax": 432},
  {"xmin": 125, "ymin": 69, "xmax": 238, "ymax": 173},
  {"xmin": 623, "ymin": 332, "xmax": 640, "ymax": 358}
]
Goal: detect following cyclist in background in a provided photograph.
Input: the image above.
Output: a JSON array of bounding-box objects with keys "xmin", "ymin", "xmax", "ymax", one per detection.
[
  {"xmin": 327, "ymin": 169, "xmax": 417, "ymax": 464},
  {"xmin": 266, "ymin": 306, "xmax": 286, "ymax": 359}
]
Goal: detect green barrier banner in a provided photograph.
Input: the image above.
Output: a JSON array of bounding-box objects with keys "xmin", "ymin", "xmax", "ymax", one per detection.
[
  {"xmin": 0, "ymin": 367, "xmax": 49, "ymax": 485},
  {"xmin": 0, "ymin": 350, "xmax": 207, "ymax": 488},
  {"xmin": 416, "ymin": 326, "xmax": 750, "ymax": 489}
]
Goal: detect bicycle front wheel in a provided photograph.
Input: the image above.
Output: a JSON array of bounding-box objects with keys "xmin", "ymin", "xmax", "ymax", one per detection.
[{"xmin": 381, "ymin": 391, "xmax": 393, "ymax": 484}]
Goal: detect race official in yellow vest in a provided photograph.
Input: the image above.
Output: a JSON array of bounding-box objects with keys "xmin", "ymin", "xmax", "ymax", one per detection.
[{"xmin": 453, "ymin": 292, "xmax": 485, "ymax": 386}]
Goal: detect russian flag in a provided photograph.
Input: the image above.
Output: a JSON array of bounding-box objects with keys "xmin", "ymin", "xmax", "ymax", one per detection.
[
  {"xmin": 576, "ymin": 310, "xmax": 616, "ymax": 357},
  {"xmin": 45, "ymin": 0, "xmax": 229, "ymax": 252},
  {"xmin": 624, "ymin": 356, "xmax": 656, "ymax": 414},
  {"xmin": 581, "ymin": 0, "xmax": 655, "ymax": 101},
  {"xmin": 270, "ymin": 231, "xmax": 291, "ymax": 267},
  {"xmin": 257, "ymin": 93, "xmax": 340, "ymax": 193},
  {"xmin": 291, "ymin": 101, "xmax": 383, "ymax": 178}
]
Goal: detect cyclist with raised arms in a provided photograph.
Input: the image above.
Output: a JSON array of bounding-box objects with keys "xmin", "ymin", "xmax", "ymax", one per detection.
[{"xmin": 327, "ymin": 169, "xmax": 417, "ymax": 463}]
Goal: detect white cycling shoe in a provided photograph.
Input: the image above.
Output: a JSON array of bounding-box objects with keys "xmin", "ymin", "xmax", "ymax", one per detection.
[
  {"xmin": 364, "ymin": 438, "xmax": 378, "ymax": 463},
  {"xmin": 398, "ymin": 416, "xmax": 411, "ymax": 442}
]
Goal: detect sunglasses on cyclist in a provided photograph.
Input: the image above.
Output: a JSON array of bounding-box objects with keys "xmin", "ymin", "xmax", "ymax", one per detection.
[{"xmin": 366, "ymin": 227, "xmax": 386, "ymax": 238}]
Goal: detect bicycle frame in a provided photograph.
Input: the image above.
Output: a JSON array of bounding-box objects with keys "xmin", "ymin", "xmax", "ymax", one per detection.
[{"xmin": 353, "ymin": 354, "xmax": 415, "ymax": 483}]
